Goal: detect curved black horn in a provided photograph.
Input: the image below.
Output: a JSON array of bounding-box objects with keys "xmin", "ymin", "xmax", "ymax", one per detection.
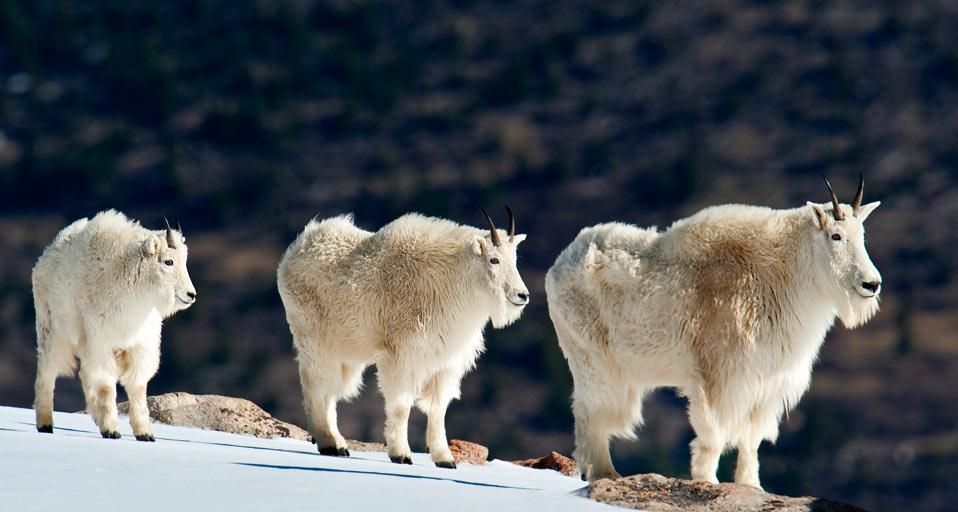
[
  {"xmin": 504, "ymin": 205, "xmax": 515, "ymax": 242},
  {"xmin": 479, "ymin": 207, "xmax": 502, "ymax": 247},
  {"xmin": 163, "ymin": 216, "xmax": 176, "ymax": 246},
  {"xmin": 822, "ymin": 175, "xmax": 845, "ymax": 221},
  {"xmin": 852, "ymin": 173, "xmax": 864, "ymax": 216}
]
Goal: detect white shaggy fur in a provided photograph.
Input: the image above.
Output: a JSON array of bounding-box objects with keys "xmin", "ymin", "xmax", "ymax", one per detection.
[
  {"xmin": 545, "ymin": 198, "xmax": 881, "ymax": 487},
  {"xmin": 277, "ymin": 213, "xmax": 529, "ymax": 467},
  {"xmin": 32, "ymin": 210, "xmax": 196, "ymax": 440}
]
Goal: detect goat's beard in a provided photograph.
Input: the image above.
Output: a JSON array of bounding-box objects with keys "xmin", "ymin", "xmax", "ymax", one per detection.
[
  {"xmin": 837, "ymin": 290, "xmax": 881, "ymax": 329},
  {"xmin": 489, "ymin": 297, "xmax": 526, "ymax": 329}
]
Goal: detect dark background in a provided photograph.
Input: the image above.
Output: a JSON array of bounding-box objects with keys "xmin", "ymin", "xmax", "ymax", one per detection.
[{"xmin": 2, "ymin": 1, "xmax": 956, "ymax": 510}]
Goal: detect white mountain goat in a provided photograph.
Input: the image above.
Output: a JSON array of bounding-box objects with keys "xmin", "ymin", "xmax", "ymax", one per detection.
[
  {"xmin": 277, "ymin": 208, "xmax": 529, "ymax": 468},
  {"xmin": 545, "ymin": 176, "xmax": 882, "ymax": 487},
  {"xmin": 33, "ymin": 210, "xmax": 197, "ymax": 441}
]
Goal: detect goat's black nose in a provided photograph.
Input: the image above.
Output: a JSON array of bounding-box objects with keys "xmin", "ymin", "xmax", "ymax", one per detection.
[
  {"xmin": 187, "ymin": 291, "xmax": 197, "ymax": 299},
  {"xmin": 862, "ymin": 281, "xmax": 881, "ymax": 293},
  {"xmin": 517, "ymin": 293, "xmax": 529, "ymax": 301}
]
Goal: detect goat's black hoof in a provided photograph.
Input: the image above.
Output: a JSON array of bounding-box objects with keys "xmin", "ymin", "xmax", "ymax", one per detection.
[
  {"xmin": 581, "ymin": 473, "xmax": 587, "ymax": 482},
  {"xmin": 135, "ymin": 433, "xmax": 156, "ymax": 442},
  {"xmin": 101, "ymin": 430, "xmax": 121, "ymax": 439},
  {"xmin": 390, "ymin": 455, "xmax": 413, "ymax": 465},
  {"xmin": 435, "ymin": 460, "xmax": 457, "ymax": 469},
  {"xmin": 319, "ymin": 446, "xmax": 350, "ymax": 457},
  {"xmin": 37, "ymin": 425, "xmax": 53, "ymax": 434}
]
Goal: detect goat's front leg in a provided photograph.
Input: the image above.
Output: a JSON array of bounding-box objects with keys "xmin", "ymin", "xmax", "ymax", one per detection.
[
  {"xmin": 688, "ymin": 391, "xmax": 723, "ymax": 484},
  {"xmin": 418, "ymin": 368, "xmax": 462, "ymax": 468},
  {"xmin": 734, "ymin": 402, "xmax": 780, "ymax": 490},
  {"xmin": 118, "ymin": 341, "xmax": 161, "ymax": 442},
  {"xmin": 79, "ymin": 362, "xmax": 120, "ymax": 439}
]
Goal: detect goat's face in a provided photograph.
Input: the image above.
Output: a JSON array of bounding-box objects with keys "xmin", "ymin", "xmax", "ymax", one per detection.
[
  {"xmin": 141, "ymin": 225, "xmax": 197, "ymax": 316},
  {"xmin": 808, "ymin": 189, "xmax": 881, "ymax": 328},
  {"xmin": 471, "ymin": 232, "xmax": 529, "ymax": 328}
]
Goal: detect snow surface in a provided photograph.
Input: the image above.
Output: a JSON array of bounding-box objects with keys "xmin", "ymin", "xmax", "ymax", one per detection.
[{"xmin": 0, "ymin": 406, "xmax": 619, "ymax": 511}]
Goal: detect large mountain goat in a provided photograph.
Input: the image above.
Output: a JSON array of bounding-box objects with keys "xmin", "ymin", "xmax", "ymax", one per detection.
[
  {"xmin": 545, "ymin": 177, "xmax": 882, "ymax": 488},
  {"xmin": 33, "ymin": 210, "xmax": 196, "ymax": 441},
  {"xmin": 278, "ymin": 209, "xmax": 529, "ymax": 468}
]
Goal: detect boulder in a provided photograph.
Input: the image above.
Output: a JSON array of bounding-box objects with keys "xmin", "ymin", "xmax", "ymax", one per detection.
[
  {"xmin": 117, "ymin": 392, "xmax": 311, "ymax": 440},
  {"xmin": 511, "ymin": 451, "xmax": 578, "ymax": 477},
  {"xmin": 588, "ymin": 473, "xmax": 869, "ymax": 512},
  {"xmin": 448, "ymin": 439, "xmax": 489, "ymax": 465}
]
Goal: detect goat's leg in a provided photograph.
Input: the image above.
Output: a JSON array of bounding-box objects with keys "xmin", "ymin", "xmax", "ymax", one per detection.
[
  {"xmin": 417, "ymin": 368, "xmax": 462, "ymax": 468},
  {"xmin": 117, "ymin": 341, "xmax": 161, "ymax": 442},
  {"xmin": 378, "ymin": 362, "xmax": 415, "ymax": 465},
  {"xmin": 688, "ymin": 391, "xmax": 724, "ymax": 484}
]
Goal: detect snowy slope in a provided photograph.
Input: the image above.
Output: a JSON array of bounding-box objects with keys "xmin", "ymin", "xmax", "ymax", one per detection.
[{"xmin": 0, "ymin": 406, "xmax": 619, "ymax": 512}]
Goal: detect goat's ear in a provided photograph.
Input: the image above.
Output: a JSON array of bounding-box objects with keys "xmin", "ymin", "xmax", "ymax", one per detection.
[
  {"xmin": 807, "ymin": 202, "xmax": 830, "ymax": 230},
  {"xmin": 142, "ymin": 235, "xmax": 161, "ymax": 257},
  {"xmin": 142, "ymin": 235, "xmax": 162, "ymax": 258},
  {"xmin": 471, "ymin": 236, "xmax": 488, "ymax": 256},
  {"xmin": 856, "ymin": 201, "xmax": 880, "ymax": 222},
  {"xmin": 511, "ymin": 233, "xmax": 527, "ymax": 245}
]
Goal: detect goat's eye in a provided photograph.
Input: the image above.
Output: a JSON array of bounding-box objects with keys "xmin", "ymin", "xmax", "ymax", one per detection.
[
  {"xmin": 164, "ymin": 259, "xmax": 174, "ymax": 266},
  {"xmin": 490, "ymin": 257, "xmax": 500, "ymax": 264},
  {"xmin": 831, "ymin": 233, "xmax": 842, "ymax": 241}
]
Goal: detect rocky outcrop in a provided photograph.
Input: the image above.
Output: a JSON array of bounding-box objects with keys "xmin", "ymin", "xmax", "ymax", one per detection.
[
  {"xmin": 117, "ymin": 392, "xmax": 312, "ymax": 440},
  {"xmin": 449, "ymin": 439, "xmax": 489, "ymax": 465},
  {"xmin": 588, "ymin": 474, "xmax": 869, "ymax": 512},
  {"xmin": 511, "ymin": 451, "xmax": 578, "ymax": 477}
]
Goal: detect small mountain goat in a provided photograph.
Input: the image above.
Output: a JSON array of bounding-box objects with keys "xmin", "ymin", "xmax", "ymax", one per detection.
[
  {"xmin": 278, "ymin": 209, "xmax": 529, "ymax": 468},
  {"xmin": 33, "ymin": 210, "xmax": 196, "ymax": 441},
  {"xmin": 545, "ymin": 177, "xmax": 882, "ymax": 487}
]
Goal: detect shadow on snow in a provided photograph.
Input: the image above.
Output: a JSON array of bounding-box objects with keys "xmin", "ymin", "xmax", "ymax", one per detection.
[{"xmin": 234, "ymin": 462, "xmax": 537, "ymax": 490}]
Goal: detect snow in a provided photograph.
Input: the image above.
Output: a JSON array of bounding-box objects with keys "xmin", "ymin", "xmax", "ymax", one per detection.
[{"xmin": 0, "ymin": 406, "xmax": 618, "ymax": 511}]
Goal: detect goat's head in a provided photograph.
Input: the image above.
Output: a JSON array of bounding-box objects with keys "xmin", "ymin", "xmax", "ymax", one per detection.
[
  {"xmin": 141, "ymin": 218, "xmax": 197, "ymax": 315},
  {"xmin": 472, "ymin": 206, "xmax": 529, "ymax": 328},
  {"xmin": 807, "ymin": 175, "xmax": 881, "ymax": 327}
]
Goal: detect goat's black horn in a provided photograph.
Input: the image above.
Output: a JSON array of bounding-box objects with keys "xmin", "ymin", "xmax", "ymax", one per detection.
[
  {"xmin": 822, "ymin": 175, "xmax": 845, "ymax": 221},
  {"xmin": 479, "ymin": 207, "xmax": 501, "ymax": 247}
]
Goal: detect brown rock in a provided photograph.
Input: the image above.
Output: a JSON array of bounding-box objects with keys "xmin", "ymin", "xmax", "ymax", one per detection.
[
  {"xmin": 588, "ymin": 473, "xmax": 869, "ymax": 512},
  {"xmin": 511, "ymin": 451, "xmax": 578, "ymax": 477},
  {"xmin": 448, "ymin": 439, "xmax": 488, "ymax": 465},
  {"xmin": 346, "ymin": 439, "xmax": 387, "ymax": 452},
  {"xmin": 116, "ymin": 392, "xmax": 389, "ymax": 451},
  {"xmin": 117, "ymin": 392, "xmax": 311, "ymax": 440}
]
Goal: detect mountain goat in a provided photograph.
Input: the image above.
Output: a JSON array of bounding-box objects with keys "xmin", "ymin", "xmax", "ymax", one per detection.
[
  {"xmin": 278, "ymin": 208, "xmax": 529, "ymax": 468},
  {"xmin": 33, "ymin": 210, "xmax": 196, "ymax": 441},
  {"xmin": 545, "ymin": 176, "xmax": 882, "ymax": 488}
]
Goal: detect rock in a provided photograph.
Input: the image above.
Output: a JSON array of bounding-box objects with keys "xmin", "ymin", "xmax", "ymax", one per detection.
[
  {"xmin": 345, "ymin": 439, "xmax": 387, "ymax": 452},
  {"xmin": 116, "ymin": 392, "xmax": 390, "ymax": 451},
  {"xmin": 511, "ymin": 451, "xmax": 578, "ymax": 477},
  {"xmin": 117, "ymin": 392, "xmax": 311, "ymax": 440},
  {"xmin": 588, "ymin": 473, "xmax": 869, "ymax": 512},
  {"xmin": 448, "ymin": 439, "xmax": 488, "ymax": 465}
]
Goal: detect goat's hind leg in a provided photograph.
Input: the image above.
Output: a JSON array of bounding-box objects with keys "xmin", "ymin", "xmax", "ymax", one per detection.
[
  {"xmin": 377, "ymin": 361, "xmax": 415, "ymax": 465},
  {"xmin": 573, "ymin": 398, "xmax": 629, "ymax": 481},
  {"xmin": 298, "ymin": 354, "xmax": 361, "ymax": 457},
  {"xmin": 34, "ymin": 340, "xmax": 75, "ymax": 433},
  {"xmin": 33, "ymin": 302, "xmax": 76, "ymax": 433}
]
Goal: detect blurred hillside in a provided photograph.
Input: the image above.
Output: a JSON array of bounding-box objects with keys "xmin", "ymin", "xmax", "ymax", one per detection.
[{"xmin": 1, "ymin": 1, "xmax": 957, "ymax": 510}]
